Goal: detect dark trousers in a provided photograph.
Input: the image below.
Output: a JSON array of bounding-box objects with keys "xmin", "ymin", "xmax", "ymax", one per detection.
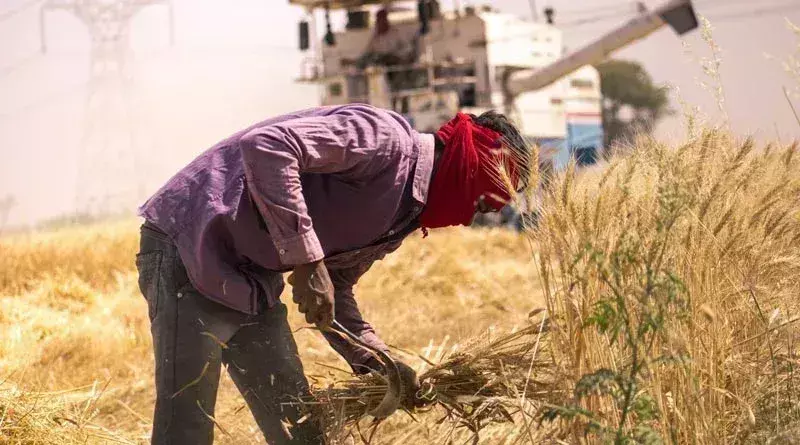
[{"xmin": 135, "ymin": 224, "xmax": 324, "ymax": 444}]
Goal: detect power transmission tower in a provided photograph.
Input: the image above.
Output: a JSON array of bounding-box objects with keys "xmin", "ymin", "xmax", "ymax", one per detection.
[{"xmin": 40, "ymin": 0, "xmax": 173, "ymax": 217}]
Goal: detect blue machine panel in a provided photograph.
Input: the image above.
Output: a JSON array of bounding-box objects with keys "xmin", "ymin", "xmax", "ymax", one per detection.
[{"xmin": 567, "ymin": 122, "xmax": 604, "ymax": 167}]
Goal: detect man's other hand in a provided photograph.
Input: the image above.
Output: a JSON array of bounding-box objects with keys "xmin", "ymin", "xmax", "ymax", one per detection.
[
  {"xmin": 359, "ymin": 356, "xmax": 431, "ymax": 411},
  {"xmin": 288, "ymin": 260, "xmax": 335, "ymax": 328},
  {"xmin": 394, "ymin": 360, "xmax": 426, "ymax": 410}
]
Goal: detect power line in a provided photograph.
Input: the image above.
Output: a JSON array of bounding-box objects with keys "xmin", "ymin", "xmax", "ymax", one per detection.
[
  {"xmin": 561, "ymin": 9, "xmax": 635, "ymax": 28},
  {"xmin": 697, "ymin": 0, "xmax": 794, "ymax": 8},
  {"xmin": 0, "ymin": 80, "xmax": 89, "ymax": 122},
  {"xmin": 0, "ymin": 53, "xmax": 42, "ymax": 80},
  {"xmin": 0, "ymin": 0, "xmax": 41, "ymax": 24},
  {"xmin": 555, "ymin": 1, "xmax": 634, "ymax": 18},
  {"xmin": 711, "ymin": 3, "xmax": 800, "ymax": 21},
  {"xmin": 698, "ymin": 0, "xmax": 798, "ymax": 13}
]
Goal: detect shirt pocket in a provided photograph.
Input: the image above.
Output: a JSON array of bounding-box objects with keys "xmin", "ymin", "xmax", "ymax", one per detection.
[{"xmin": 135, "ymin": 251, "xmax": 163, "ymax": 322}]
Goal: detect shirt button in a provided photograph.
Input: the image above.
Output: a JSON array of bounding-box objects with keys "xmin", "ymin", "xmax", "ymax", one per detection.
[
  {"xmin": 279, "ymin": 249, "xmax": 286, "ymax": 255},
  {"xmin": 177, "ymin": 292, "xmax": 183, "ymax": 299},
  {"xmin": 389, "ymin": 230, "xmax": 395, "ymax": 235}
]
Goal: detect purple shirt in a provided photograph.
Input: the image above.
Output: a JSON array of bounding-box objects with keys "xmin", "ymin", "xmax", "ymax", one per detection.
[{"xmin": 138, "ymin": 104, "xmax": 434, "ymax": 368}]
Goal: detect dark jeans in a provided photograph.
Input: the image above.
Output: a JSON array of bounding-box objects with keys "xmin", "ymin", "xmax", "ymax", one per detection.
[{"xmin": 135, "ymin": 223, "xmax": 324, "ymax": 444}]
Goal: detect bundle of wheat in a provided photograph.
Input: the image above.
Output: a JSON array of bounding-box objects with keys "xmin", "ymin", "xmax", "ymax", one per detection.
[{"xmin": 298, "ymin": 319, "xmax": 557, "ymax": 444}]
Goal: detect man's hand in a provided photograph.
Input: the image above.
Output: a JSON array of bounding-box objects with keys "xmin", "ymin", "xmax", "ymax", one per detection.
[
  {"xmin": 394, "ymin": 360, "xmax": 427, "ymax": 410},
  {"xmin": 363, "ymin": 356, "xmax": 429, "ymax": 410},
  {"xmin": 288, "ymin": 260, "xmax": 335, "ymax": 328}
]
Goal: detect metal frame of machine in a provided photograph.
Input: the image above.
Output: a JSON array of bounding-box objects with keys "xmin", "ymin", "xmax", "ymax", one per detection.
[{"xmin": 289, "ymin": 0, "xmax": 697, "ymax": 169}]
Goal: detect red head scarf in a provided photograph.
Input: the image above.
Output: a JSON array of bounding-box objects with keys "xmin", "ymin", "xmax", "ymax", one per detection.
[{"xmin": 420, "ymin": 113, "xmax": 520, "ymax": 229}]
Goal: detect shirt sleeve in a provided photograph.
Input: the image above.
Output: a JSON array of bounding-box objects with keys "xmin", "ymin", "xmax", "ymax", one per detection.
[
  {"xmin": 239, "ymin": 106, "xmax": 401, "ymax": 266},
  {"xmin": 322, "ymin": 263, "xmax": 389, "ymax": 374}
]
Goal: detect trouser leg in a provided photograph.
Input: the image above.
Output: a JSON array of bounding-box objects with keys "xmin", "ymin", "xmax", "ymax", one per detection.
[
  {"xmin": 150, "ymin": 291, "xmax": 225, "ymax": 445},
  {"xmin": 137, "ymin": 224, "xmax": 323, "ymax": 444},
  {"xmin": 137, "ymin": 228, "xmax": 224, "ymax": 445},
  {"xmin": 223, "ymin": 304, "xmax": 325, "ymax": 444}
]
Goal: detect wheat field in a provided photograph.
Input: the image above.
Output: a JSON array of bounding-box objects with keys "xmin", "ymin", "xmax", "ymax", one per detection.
[
  {"xmin": 0, "ymin": 219, "xmax": 543, "ymax": 444},
  {"xmin": 2, "ymin": 128, "xmax": 800, "ymax": 444}
]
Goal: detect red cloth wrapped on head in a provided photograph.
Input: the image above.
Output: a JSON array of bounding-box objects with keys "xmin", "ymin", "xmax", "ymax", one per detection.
[{"xmin": 420, "ymin": 113, "xmax": 520, "ymax": 229}]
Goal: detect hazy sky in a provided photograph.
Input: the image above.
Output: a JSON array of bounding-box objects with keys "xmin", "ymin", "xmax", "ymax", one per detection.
[{"xmin": 1, "ymin": 0, "xmax": 799, "ymax": 228}]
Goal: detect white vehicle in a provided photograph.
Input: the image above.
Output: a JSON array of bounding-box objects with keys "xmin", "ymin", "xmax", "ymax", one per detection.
[{"xmin": 289, "ymin": 0, "xmax": 697, "ymax": 170}]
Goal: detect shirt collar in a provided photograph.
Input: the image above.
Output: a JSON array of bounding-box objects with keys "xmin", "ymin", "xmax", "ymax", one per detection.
[{"xmin": 412, "ymin": 132, "xmax": 435, "ymax": 204}]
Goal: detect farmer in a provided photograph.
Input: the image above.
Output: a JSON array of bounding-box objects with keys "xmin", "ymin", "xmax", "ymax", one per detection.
[{"xmin": 135, "ymin": 104, "xmax": 528, "ymax": 444}]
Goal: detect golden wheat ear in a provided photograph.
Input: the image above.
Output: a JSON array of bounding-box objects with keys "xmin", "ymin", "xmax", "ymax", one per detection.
[{"xmin": 485, "ymin": 135, "xmax": 540, "ymax": 207}]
